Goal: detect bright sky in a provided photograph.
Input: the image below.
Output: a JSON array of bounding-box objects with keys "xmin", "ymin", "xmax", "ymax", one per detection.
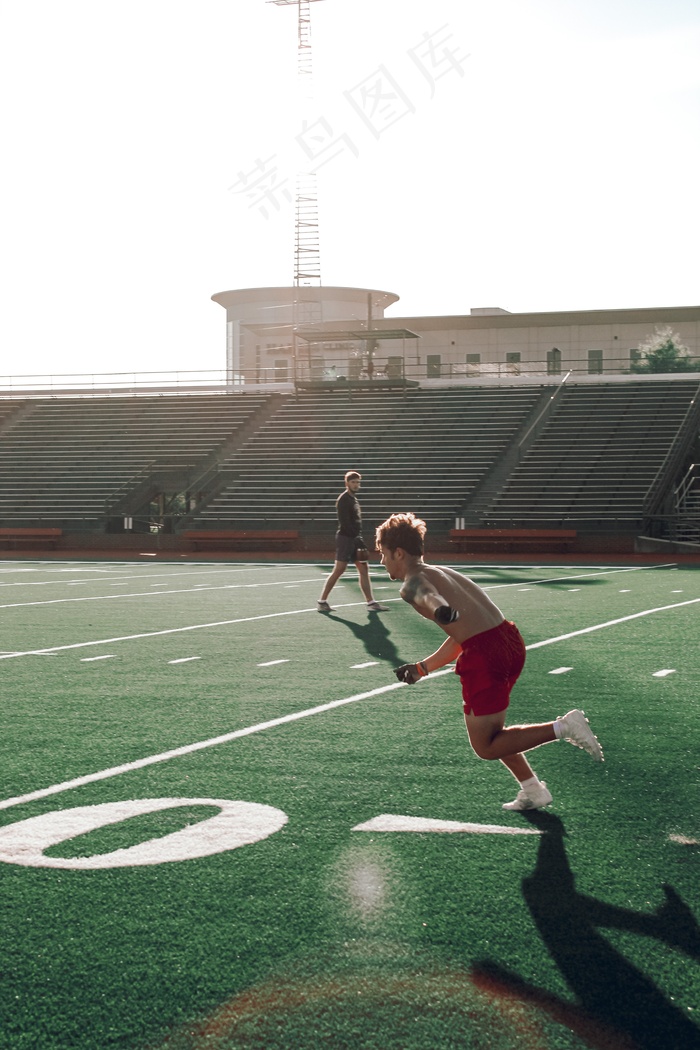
[{"xmin": 1, "ymin": 0, "xmax": 698, "ymax": 378}]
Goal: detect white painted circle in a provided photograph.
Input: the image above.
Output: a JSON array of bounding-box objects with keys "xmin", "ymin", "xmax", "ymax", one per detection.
[{"xmin": 0, "ymin": 797, "xmax": 288, "ymax": 868}]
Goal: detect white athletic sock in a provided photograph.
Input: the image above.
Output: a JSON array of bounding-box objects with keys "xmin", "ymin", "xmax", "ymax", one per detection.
[
  {"xmin": 553, "ymin": 719, "xmax": 563, "ymax": 739},
  {"xmin": 519, "ymin": 775, "xmax": 540, "ymax": 791}
]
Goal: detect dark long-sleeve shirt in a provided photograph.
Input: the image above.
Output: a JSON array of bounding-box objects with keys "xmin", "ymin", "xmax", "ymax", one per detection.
[{"xmin": 336, "ymin": 489, "xmax": 362, "ymax": 538}]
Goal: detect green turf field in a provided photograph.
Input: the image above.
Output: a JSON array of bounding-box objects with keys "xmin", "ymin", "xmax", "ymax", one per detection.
[{"xmin": 0, "ymin": 558, "xmax": 698, "ymax": 1049}]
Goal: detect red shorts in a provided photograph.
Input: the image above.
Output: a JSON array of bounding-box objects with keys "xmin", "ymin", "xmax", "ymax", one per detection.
[{"xmin": 455, "ymin": 620, "xmax": 526, "ymax": 717}]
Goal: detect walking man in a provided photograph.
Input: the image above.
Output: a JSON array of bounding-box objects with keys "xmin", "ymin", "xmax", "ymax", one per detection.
[
  {"xmin": 318, "ymin": 471, "xmax": 387, "ymax": 613},
  {"xmin": 375, "ymin": 511, "xmax": 603, "ymax": 810}
]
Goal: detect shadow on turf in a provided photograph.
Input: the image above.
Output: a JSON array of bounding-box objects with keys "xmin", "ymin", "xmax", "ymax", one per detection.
[
  {"xmin": 472, "ymin": 812, "xmax": 700, "ymax": 1050},
  {"xmin": 325, "ymin": 610, "xmax": 401, "ymax": 667}
]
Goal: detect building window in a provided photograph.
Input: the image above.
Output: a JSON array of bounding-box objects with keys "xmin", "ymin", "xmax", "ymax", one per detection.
[
  {"xmin": 466, "ymin": 353, "xmax": 481, "ymax": 376},
  {"xmin": 386, "ymin": 356, "xmax": 403, "ymax": 379},
  {"xmin": 588, "ymin": 349, "xmax": 603, "ymax": 375},
  {"xmin": 547, "ymin": 347, "xmax": 562, "ymax": 375},
  {"xmin": 427, "ymin": 354, "xmax": 441, "ymax": 378},
  {"xmin": 348, "ymin": 355, "xmax": 362, "ymax": 379},
  {"xmin": 506, "ymin": 352, "xmax": 521, "ymax": 375}
]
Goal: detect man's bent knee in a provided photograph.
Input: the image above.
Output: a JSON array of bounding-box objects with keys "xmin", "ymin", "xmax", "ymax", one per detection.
[
  {"xmin": 470, "ymin": 740, "xmax": 500, "ymax": 761},
  {"xmin": 464, "ymin": 712, "xmax": 506, "ymax": 760}
]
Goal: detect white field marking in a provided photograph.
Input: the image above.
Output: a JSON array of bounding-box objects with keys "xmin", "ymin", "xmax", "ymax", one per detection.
[
  {"xmin": 2, "ymin": 580, "xmax": 90, "ymax": 588},
  {"xmin": 518, "ymin": 588, "xmax": 532, "ymax": 592},
  {"xmin": 80, "ymin": 655, "xmax": 116, "ymax": 663},
  {"xmin": 0, "ymin": 576, "xmax": 338, "ymax": 611},
  {"xmin": 668, "ymin": 833, "xmax": 700, "ymax": 845},
  {"xmin": 549, "ymin": 667, "xmax": 573, "ymax": 675},
  {"xmin": 524, "ymin": 598, "xmax": 700, "ymax": 651},
  {"xmin": 619, "ymin": 589, "xmax": 631, "ymax": 593},
  {"xmin": 2, "ymin": 593, "xmax": 697, "ymax": 667},
  {"xmin": 168, "ymin": 657, "xmax": 201, "ymax": 665},
  {"xmin": 0, "ymin": 681, "xmax": 405, "ymax": 812},
  {"xmin": 2, "ymin": 595, "xmax": 699, "ymax": 812},
  {"xmin": 671, "ymin": 590, "xmax": 683, "ymax": 593},
  {"xmin": 258, "ymin": 659, "xmax": 289, "ymax": 667},
  {"xmin": 0, "ymin": 799, "xmax": 288, "ymax": 868},
  {"xmin": 5, "ymin": 562, "xmax": 662, "ymax": 611},
  {"xmin": 353, "ymin": 814, "xmax": 541, "ymax": 836},
  {"xmin": 567, "ymin": 588, "xmax": 581, "ymax": 592},
  {"xmin": 484, "ymin": 563, "xmax": 677, "ymax": 591},
  {"xmin": 0, "ymin": 565, "xmax": 290, "ymax": 588},
  {"xmin": 352, "ymin": 662, "xmax": 379, "ymax": 669},
  {"xmin": 0, "ymin": 601, "xmax": 405, "ymax": 662},
  {"xmin": 652, "ymin": 669, "xmax": 676, "ymax": 678},
  {"xmin": 0, "ymin": 561, "xmax": 664, "ymax": 597}
]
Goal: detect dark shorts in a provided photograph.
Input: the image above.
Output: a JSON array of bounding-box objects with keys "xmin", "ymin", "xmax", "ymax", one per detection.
[
  {"xmin": 335, "ymin": 533, "xmax": 365, "ymax": 563},
  {"xmin": 455, "ymin": 620, "xmax": 526, "ymax": 717}
]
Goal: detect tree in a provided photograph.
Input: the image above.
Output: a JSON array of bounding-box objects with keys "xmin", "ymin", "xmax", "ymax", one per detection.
[{"xmin": 630, "ymin": 326, "xmax": 700, "ymax": 373}]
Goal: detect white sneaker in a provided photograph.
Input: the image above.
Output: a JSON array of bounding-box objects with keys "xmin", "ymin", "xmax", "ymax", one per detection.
[
  {"xmin": 366, "ymin": 600, "xmax": 388, "ymax": 611},
  {"xmin": 502, "ymin": 781, "xmax": 553, "ymax": 811},
  {"xmin": 317, "ymin": 600, "xmax": 333, "ymax": 612},
  {"xmin": 557, "ymin": 709, "xmax": 604, "ymax": 762}
]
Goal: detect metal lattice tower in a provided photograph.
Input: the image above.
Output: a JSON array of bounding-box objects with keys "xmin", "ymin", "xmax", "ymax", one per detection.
[
  {"xmin": 294, "ymin": 173, "xmax": 321, "ymax": 288},
  {"xmin": 268, "ymin": 0, "xmax": 324, "ymax": 291}
]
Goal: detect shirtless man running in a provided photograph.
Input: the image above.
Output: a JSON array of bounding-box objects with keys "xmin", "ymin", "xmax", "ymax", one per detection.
[{"xmin": 375, "ymin": 511, "xmax": 603, "ymax": 811}]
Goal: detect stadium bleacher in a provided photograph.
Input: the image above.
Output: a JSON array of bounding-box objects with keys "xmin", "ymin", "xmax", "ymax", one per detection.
[
  {"xmin": 0, "ymin": 379, "xmax": 697, "ymax": 546},
  {"xmin": 482, "ymin": 380, "xmax": 699, "ymax": 528},
  {"xmin": 0, "ymin": 393, "xmax": 272, "ymax": 527},
  {"xmin": 188, "ymin": 387, "xmax": 544, "ymax": 532}
]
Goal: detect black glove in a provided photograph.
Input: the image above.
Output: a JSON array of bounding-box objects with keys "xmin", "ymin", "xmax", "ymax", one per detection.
[
  {"xmin": 394, "ymin": 663, "xmax": 427, "ymax": 684},
  {"xmin": 435, "ymin": 605, "xmax": 458, "ymax": 625}
]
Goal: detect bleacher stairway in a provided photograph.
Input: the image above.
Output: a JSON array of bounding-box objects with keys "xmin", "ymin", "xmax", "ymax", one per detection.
[
  {"xmin": 480, "ymin": 380, "xmax": 700, "ymax": 530},
  {"xmin": 0, "ymin": 393, "xmax": 272, "ymax": 527}
]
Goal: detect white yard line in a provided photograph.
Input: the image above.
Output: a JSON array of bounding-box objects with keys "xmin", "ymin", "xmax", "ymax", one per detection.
[
  {"xmin": 484, "ymin": 563, "xmax": 676, "ymax": 590},
  {"xmin": 0, "ymin": 562, "xmax": 672, "ymax": 612},
  {"xmin": 1, "ymin": 595, "xmax": 698, "ymax": 812},
  {"xmin": 0, "ymin": 602, "xmax": 406, "ymax": 660},
  {"xmin": 524, "ymin": 599, "xmax": 700, "ymax": 649},
  {"xmin": 0, "ymin": 565, "xmax": 302, "ymax": 589},
  {"xmin": 0, "ymin": 577, "xmax": 333, "ymax": 611},
  {"xmin": 0, "ymin": 681, "xmax": 405, "ymax": 812}
]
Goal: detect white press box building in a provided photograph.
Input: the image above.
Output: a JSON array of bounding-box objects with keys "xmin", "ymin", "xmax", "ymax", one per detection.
[{"xmin": 212, "ymin": 286, "xmax": 700, "ymax": 385}]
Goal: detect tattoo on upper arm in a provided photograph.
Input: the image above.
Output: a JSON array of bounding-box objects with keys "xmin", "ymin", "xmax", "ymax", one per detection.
[
  {"xmin": 402, "ymin": 575, "xmax": 439, "ymax": 615},
  {"xmin": 402, "ymin": 577, "xmax": 420, "ymax": 603}
]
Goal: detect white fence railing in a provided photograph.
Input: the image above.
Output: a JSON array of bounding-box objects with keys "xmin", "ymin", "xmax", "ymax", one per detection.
[{"xmin": 2, "ymin": 360, "xmax": 700, "ymax": 397}]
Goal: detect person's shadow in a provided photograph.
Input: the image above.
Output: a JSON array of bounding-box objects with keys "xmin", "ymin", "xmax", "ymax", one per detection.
[
  {"xmin": 326, "ymin": 610, "xmax": 402, "ymax": 667},
  {"xmin": 471, "ymin": 812, "xmax": 700, "ymax": 1049}
]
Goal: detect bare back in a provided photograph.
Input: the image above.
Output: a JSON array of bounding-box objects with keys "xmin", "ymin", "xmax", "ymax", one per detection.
[{"xmin": 401, "ymin": 563, "xmax": 504, "ymax": 643}]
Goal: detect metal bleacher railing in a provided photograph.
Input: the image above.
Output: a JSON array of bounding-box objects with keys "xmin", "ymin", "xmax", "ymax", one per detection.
[
  {"xmin": 2, "ymin": 366, "xmax": 699, "ymax": 546},
  {"xmin": 2, "ymin": 352, "xmax": 700, "ymax": 396}
]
